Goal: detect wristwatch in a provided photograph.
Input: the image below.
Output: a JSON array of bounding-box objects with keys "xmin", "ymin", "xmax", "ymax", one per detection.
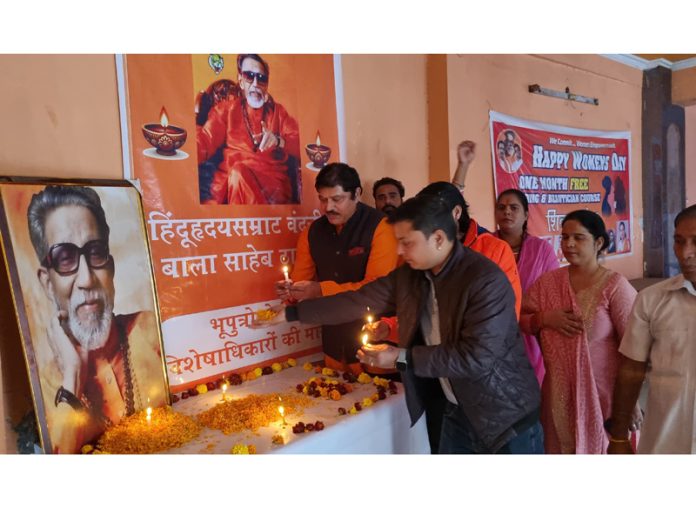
[
  {"xmin": 55, "ymin": 386, "xmax": 86, "ymax": 411},
  {"xmin": 395, "ymin": 348, "xmax": 408, "ymax": 372}
]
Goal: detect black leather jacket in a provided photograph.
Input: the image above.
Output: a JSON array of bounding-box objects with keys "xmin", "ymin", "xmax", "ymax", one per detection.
[{"xmin": 292, "ymin": 241, "xmax": 540, "ymax": 451}]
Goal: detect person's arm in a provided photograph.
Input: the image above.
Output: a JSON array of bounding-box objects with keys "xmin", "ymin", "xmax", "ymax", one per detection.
[
  {"xmin": 607, "ymin": 292, "xmax": 653, "ymax": 453},
  {"xmin": 489, "ymin": 239, "xmax": 522, "ymax": 319},
  {"xmin": 196, "ymin": 99, "xmax": 230, "ymax": 162},
  {"xmin": 451, "ymin": 140, "xmax": 476, "ymax": 191},
  {"xmin": 288, "ymin": 270, "xmax": 398, "ymax": 326},
  {"xmin": 608, "ymin": 276, "xmax": 638, "ymax": 344},
  {"xmin": 277, "ymin": 104, "xmax": 301, "ymax": 160},
  {"xmin": 410, "ymin": 269, "xmax": 517, "ymax": 380},
  {"xmin": 290, "ymin": 226, "xmax": 316, "ymax": 282},
  {"xmin": 319, "ymin": 218, "xmax": 399, "ymax": 296},
  {"xmin": 607, "ymin": 355, "xmax": 647, "ymax": 453}
]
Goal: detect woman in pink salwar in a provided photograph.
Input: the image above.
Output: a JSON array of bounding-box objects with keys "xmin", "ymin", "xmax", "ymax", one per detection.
[
  {"xmin": 494, "ymin": 189, "xmax": 559, "ymax": 385},
  {"xmin": 520, "ymin": 210, "xmax": 640, "ymax": 453}
]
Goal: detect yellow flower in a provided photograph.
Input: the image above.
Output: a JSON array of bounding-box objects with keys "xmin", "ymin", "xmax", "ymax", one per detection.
[
  {"xmin": 373, "ymin": 376, "xmax": 390, "ymax": 388},
  {"xmin": 371, "ymin": 393, "xmax": 379, "ymax": 402},
  {"xmin": 248, "ymin": 445, "xmax": 257, "ymax": 455},
  {"xmin": 246, "ymin": 370, "xmax": 256, "ymax": 381},
  {"xmin": 272, "ymin": 434, "xmax": 285, "ymax": 445},
  {"xmin": 303, "ymin": 362, "xmax": 313, "ymax": 371},
  {"xmin": 80, "ymin": 444, "xmax": 94, "ymax": 454},
  {"xmin": 362, "ymin": 397, "xmax": 373, "ymax": 407},
  {"xmin": 272, "ymin": 362, "xmax": 283, "ymax": 373},
  {"xmin": 349, "ymin": 407, "xmax": 358, "ymax": 415},
  {"xmin": 253, "ymin": 367, "xmax": 263, "ymax": 377},
  {"xmin": 357, "ymin": 372, "xmax": 372, "ymax": 384},
  {"xmin": 231, "ymin": 444, "xmax": 249, "ymax": 454},
  {"xmin": 322, "ymin": 367, "xmax": 336, "ymax": 377},
  {"xmin": 287, "ymin": 358, "xmax": 297, "ymax": 367},
  {"xmin": 196, "ymin": 384, "xmax": 208, "ymax": 394}
]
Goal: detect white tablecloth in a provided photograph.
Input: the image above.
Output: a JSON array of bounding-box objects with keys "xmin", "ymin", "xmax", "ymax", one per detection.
[{"xmin": 167, "ymin": 358, "xmax": 430, "ymax": 454}]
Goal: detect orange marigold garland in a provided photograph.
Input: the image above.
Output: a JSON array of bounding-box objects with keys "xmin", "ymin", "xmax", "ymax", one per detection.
[
  {"xmin": 96, "ymin": 406, "xmax": 202, "ymax": 454},
  {"xmin": 197, "ymin": 392, "xmax": 314, "ymax": 435}
]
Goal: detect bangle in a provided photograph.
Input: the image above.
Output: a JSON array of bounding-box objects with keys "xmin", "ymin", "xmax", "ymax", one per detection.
[{"xmin": 609, "ymin": 436, "xmax": 630, "ymax": 444}]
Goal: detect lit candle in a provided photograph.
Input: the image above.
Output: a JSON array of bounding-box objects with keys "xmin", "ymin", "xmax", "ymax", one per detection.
[
  {"xmin": 146, "ymin": 406, "xmax": 152, "ymax": 424},
  {"xmin": 362, "ymin": 333, "xmax": 370, "ymax": 347},
  {"xmin": 366, "ymin": 306, "xmax": 373, "ymax": 325},
  {"xmin": 221, "ymin": 383, "xmax": 228, "ymax": 402},
  {"xmin": 278, "ymin": 405, "xmax": 287, "ymax": 426},
  {"xmin": 282, "ymin": 265, "xmax": 290, "ymax": 283}
]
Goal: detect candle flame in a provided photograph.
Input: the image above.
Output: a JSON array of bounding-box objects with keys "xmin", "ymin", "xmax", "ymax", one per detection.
[
  {"xmin": 146, "ymin": 406, "xmax": 152, "ymax": 422},
  {"xmin": 282, "ymin": 265, "xmax": 289, "ymax": 274},
  {"xmin": 222, "ymin": 383, "xmax": 228, "ymax": 392},
  {"xmin": 315, "ymin": 130, "xmax": 321, "ymax": 146},
  {"xmin": 159, "ymin": 107, "xmax": 169, "ymax": 128},
  {"xmin": 362, "ymin": 333, "xmax": 369, "ymax": 347},
  {"xmin": 279, "ymin": 405, "xmax": 285, "ymax": 416}
]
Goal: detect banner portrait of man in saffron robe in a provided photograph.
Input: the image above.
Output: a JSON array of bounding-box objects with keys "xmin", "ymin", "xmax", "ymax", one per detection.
[{"xmin": 196, "ymin": 54, "xmax": 301, "ymax": 205}]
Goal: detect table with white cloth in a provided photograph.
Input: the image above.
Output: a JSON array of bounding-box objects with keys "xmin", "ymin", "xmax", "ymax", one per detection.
[{"xmin": 166, "ymin": 358, "xmax": 431, "ymax": 454}]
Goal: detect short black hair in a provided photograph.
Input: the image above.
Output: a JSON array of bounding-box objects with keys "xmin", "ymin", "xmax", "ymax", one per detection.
[
  {"xmin": 562, "ymin": 209, "xmax": 609, "ymax": 257},
  {"xmin": 315, "ymin": 162, "xmax": 362, "ymax": 199},
  {"xmin": 416, "ymin": 181, "xmax": 470, "ymax": 234},
  {"xmin": 389, "ymin": 194, "xmax": 457, "ymax": 242},
  {"xmin": 237, "ymin": 54, "xmax": 270, "ymax": 77},
  {"xmin": 372, "ymin": 177, "xmax": 405, "ymax": 199},
  {"xmin": 675, "ymin": 204, "xmax": 696, "ymax": 228}
]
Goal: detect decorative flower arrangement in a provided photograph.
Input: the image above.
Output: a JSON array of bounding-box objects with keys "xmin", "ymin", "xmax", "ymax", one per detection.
[
  {"xmin": 295, "ymin": 376, "xmax": 353, "ymax": 401},
  {"xmin": 196, "ymin": 392, "xmax": 313, "ymax": 435},
  {"xmin": 231, "ymin": 443, "xmax": 257, "ymax": 454},
  {"xmin": 170, "ymin": 358, "xmax": 298, "ymax": 403},
  {"xmin": 87, "ymin": 406, "xmax": 202, "ymax": 454},
  {"xmin": 292, "ymin": 420, "xmax": 325, "ymax": 433},
  {"xmin": 337, "ymin": 376, "xmax": 398, "ymax": 416}
]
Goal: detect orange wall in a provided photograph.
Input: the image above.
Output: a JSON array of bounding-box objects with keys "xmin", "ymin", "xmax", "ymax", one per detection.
[
  {"xmin": 0, "ymin": 55, "xmax": 123, "ymax": 178},
  {"xmin": 0, "ymin": 55, "xmax": 123, "ymax": 452},
  {"xmin": 341, "ymin": 55, "xmax": 429, "ymax": 202},
  {"xmin": 445, "ymin": 54, "xmax": 645, "ymax": 280},
  {"xmin": 686, "ymin": 105, "xmax": 696, "ymax": 207}
]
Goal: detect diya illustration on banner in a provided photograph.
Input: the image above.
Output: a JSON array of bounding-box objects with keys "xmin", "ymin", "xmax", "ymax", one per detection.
[
  {"xmin": 305, "ymin": 130, "xmax": 332, "ymax": 170},
  {"xmin": 142, "ymin": 106, "xmax": 189, "ymax": 160},
  {"xmin": 0, "ymin": 180, "xmax": 169, "ymax": 453}
]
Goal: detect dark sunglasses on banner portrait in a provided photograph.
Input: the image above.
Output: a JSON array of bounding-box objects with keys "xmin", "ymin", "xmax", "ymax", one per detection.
[{"xmin": 241, "ymin": 70, "xmax": 269, "ymax": 85}]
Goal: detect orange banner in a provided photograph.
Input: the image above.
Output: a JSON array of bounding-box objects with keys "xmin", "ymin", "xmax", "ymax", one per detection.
[{"xmin": 123, "ymin": 55, "xmax": 339, "ymax": 389}]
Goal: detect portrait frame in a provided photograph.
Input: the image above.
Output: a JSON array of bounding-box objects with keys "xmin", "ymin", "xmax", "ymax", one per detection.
[{"xmin": 0, "ymin": 177, "xmax": 170, "ymax": 453}]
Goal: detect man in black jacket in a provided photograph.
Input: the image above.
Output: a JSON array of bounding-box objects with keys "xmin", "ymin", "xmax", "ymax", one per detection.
[{"xmin": 265, "ymin": 194, "xmax": 541, "ymax": 453}]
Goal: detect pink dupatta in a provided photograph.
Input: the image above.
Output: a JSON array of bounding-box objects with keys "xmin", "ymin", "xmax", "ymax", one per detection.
[{"xmin": 521, "ymin": 267, "xmax": 637, "ymax": 453}]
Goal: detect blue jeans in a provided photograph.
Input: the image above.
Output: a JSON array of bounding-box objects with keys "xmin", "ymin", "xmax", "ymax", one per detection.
[{"xmin": 438, "ymin": 402, "xmax": 544, "ymax": 454}]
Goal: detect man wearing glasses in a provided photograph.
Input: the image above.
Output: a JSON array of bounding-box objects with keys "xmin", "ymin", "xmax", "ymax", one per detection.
[
  {"xmin": 197, "ymin": 53, "xmax": 301, "ymax": 205},
  {"xmin": 28, "ymin": 185, "xmax": 165, "ymax": 453}
]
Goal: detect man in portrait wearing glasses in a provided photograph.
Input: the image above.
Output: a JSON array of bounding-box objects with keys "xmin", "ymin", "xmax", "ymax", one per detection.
[
  {"xmin": 197, "ymin": 53, "xmax": 301, "ymax": 205},
  {"xmin": 28, "ymin": 185, "xmax": 166, "ymax": 453}
]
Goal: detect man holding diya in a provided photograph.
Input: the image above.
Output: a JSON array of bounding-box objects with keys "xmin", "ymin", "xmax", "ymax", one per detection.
[{"xmin": 274, "ymin": 163, "xmax": 399, "ymax": 374}]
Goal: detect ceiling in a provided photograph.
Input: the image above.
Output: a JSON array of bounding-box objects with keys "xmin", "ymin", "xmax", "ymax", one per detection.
[{"xmin": 634, "ymin": 54, "xmax": 696, "ymax": 63}]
